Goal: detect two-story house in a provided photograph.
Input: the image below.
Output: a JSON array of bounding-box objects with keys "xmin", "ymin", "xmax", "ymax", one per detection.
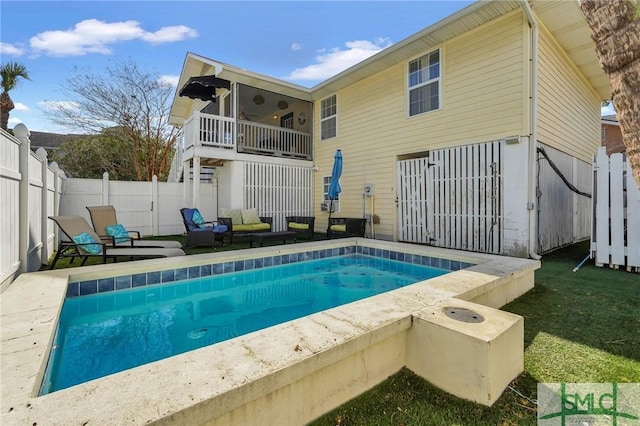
[{"xmin": 168, "ymin": 0, "xmax": 609, "ymax": 258}]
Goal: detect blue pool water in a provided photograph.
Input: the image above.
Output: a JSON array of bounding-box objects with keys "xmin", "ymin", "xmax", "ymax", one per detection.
[{"xmin": 41, "ymin": 254, "xmax": 449, "ymax": 394}]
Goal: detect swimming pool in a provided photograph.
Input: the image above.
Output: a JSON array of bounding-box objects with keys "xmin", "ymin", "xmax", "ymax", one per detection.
[
  {"xmin": 2, "ymin": 238, "xmax": 539, "ymax": 425},
  {"xmin": 42, "ymin": 252, "xmax": 452, "ymax": 394}
]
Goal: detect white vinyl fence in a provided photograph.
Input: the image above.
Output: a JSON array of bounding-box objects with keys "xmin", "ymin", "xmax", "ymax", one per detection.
[
  {"xmin": 60, "ymin": 173, "xmax": 217, "ymax": 238},
  {"xmin": 1, "ymin": 124, "xmax": 221, "ymax": 290},
  {"xmin": 1, "ymin": 125, "xmax": 64, "ymax": 290},
  {"xmin": 591, "ymin": 147, "xmax": 640, "ymax": 272}
]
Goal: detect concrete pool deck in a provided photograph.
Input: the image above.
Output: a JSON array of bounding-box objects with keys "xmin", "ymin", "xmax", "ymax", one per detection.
[{"xmin": 1, "ymin": 238, "xmax": 539, "ymax": 425}]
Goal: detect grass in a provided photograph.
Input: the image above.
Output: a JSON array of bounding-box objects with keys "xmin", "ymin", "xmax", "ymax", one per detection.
[
  {"xmin": 44, "ymin": 238, "xmax": 640, "ymax": 424},
  {"xmin": 308, "ymin": 241, "xmax": 640, "ymax": 426}
]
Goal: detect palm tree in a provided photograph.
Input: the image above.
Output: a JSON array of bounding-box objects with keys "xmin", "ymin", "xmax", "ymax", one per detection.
[
  {"xmin": 0, "ymin": 62, "xmax": 30, "ymax": 131},
  {"xmin": 580, "ymin": 0, "xmax": 640, "ymax": 188}
]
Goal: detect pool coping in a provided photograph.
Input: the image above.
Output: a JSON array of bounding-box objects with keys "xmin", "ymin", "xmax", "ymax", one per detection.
[{"xmin": 0, "ymin": 238, "xmax": 539, "ymax": 425}]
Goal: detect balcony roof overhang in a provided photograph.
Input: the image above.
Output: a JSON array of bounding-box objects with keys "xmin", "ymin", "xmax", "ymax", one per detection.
[{"xmin": 170, "ymin": 53, "xmax": 312, "ymax": 125}]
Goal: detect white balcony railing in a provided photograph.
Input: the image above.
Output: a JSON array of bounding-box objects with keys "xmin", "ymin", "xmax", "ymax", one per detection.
[
  {"xmin": 238, "ymin": 121, "xmax": 312, "ymax": 160},
  {"xmin": 183, "ymin": 112, "xmax": 312, "ymax": 160}
]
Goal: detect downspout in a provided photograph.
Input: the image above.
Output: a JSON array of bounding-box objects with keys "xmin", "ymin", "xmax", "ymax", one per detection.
[{"xmin": 520, "ymin": 0, "xmax": 542, "ymax": 260}]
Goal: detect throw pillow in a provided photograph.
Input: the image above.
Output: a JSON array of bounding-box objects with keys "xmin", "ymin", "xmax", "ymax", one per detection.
[
  {"xmin": 191, "ymin": 210, "xmax": 205, "ymax": 228},
  {"xmin": 106, "ymin": 224, "xmax": 130, "ymax": 244},
  {"xmin": 242, "ymin": 208, "xmax": 262, "ymax": 225},
  {"xmin": 222, "ymin": 208, "xmax": 243, "ymax": 225},
  {"xmin": 72, "ymin": 232, "xmax": 103, "ymax": 254}
]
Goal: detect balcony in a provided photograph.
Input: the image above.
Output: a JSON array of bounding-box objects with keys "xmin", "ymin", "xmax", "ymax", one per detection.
[{"xmin": 183, "ymin": 112, "xmax": 312, "ymax": 161}]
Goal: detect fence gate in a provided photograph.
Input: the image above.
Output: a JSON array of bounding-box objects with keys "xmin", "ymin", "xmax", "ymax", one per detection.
[{"xmin": 397, "ymin": 141, "xmax": 504, "ymax": 254}]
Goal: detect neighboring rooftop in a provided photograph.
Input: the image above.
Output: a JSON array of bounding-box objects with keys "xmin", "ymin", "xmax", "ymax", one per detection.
[{"xmin": 26, "ymin": 131, "xmax": 84, "ymax": 153}]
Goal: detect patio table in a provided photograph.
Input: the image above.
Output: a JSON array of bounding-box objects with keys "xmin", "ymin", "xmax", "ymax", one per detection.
[{"xmin": 246, "ymin": 231, "xmax": 297, "ymax": 248}]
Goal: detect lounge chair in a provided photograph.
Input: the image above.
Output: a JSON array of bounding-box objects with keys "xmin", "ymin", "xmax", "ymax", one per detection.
[
  {"xmin": 86, "ymin": 205, "xmax": 182, "ymax": 249},
  {"xmin": 49, "ymin": 215, "xmax": 185, "ymax": 269},
  {"xmin": 327, "ymin": 217, "xmax": 367, "ymax": 239},
  {"xmin": 179, "ymin": 208, "xmax": 229, "ymax": 248},
  {"xmin": 286, "ymin": 216, "xmax": 315, "ymax": 240}
]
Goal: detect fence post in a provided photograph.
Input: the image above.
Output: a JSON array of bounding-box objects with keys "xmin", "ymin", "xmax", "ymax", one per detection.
[
  {"xmin": 102, "ymin": 172, "xmax": 109, "ymax": 205},
  {"xmin": 50, "ymin": 161, "xmax": 62, "ymax": 253},
  {"xmin": 182, "ymin": 159, "xmax": 190, "ymax": 207},
  {"xmin": 193, "ymin": 156, "xmax": 201, "ymax": 208},
  {"xmin": 36, "ymin": 148, "xmax": 49, "ymax": 265},
  {"xmin": 152, "ymin": 175, "xmax": 159, "ymax": 236},
  {"xmin": 14, "ymin": 124, "xmax": 30, "ymax": 273}
]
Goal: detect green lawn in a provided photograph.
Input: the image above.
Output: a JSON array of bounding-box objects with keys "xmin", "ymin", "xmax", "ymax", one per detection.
[{"xmin": 308, "ymin": 241, "xmax": 640, "ymax": 426}]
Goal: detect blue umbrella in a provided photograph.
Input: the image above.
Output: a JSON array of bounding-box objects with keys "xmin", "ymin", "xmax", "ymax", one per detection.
[
  {"xmin": 328, "ymin": 149, "xmax": 342, "ymax": 203},
  {"xmin": 327, "ymin": 150, "xmax": 342, "ymax": 230}
]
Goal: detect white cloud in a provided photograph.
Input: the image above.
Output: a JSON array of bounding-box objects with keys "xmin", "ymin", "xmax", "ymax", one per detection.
[
  {"xmin": 0, "ymin": 42, "xmax": 25, "ymax": 56},
  {"xmin": 601, "ymin": 102, "xmax": 616, "ymax": 117},
  {"xmin": 291, "ymin": 42, "xmax": 303, "ymax": 51},
  {"xmin": 29, "ymin": 19, "xmax": 197, "ymax": 57},
  {"xmin": 158, "ymin": 75, "xmax": 180, "ymax": 87},
  {"xmin": 8, "ymin": 117, "xmax": 23, "ymax": 127},
  {"xmin": 285, "ymin": 38, "xmax": 392, "ymax": 81},
  {"xmin": 13, "ymin": 102, "xmax": 30, "ymax": 111},
  {"xmin": 38, "ymin": 100, "xmax": 79, "ymax": 111},
  {"xmin": 142, "ymin": 26, "xmax": 198, "ymax": 44}
]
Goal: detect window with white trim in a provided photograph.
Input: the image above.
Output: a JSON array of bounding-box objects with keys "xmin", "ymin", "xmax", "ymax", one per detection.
[
  {"xmin": 408, "ymin": 49, "xmax": 440, "ymax": 116},
  {"xmin": 320, "ymin": 95, "xmax": 337, "ymax": 140},
  {"xmin": 322, "ymin": 176, "xmax": 339, "ymax": 212}
]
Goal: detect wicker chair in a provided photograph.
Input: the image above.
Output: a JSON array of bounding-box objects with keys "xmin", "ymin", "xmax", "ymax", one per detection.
[
  {"xmin": 327, "ymin": 217, "xmax": 367, "ymax": 239},
  {"xmin": 286, "ymin": 216, "xmax": 315, "ymax": 240},
  {"xmin": 180, "ymin": 208, "xmax": 229, "ymax": 248}
]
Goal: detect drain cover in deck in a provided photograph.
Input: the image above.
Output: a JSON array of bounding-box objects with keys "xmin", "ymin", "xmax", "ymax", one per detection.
[{"xmin": 443, "ymin": 307, "xmax": 484, "ymax": 323}]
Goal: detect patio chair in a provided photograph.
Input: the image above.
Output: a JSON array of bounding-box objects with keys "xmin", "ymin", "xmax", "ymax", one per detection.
[
  {"xmin": 327, "ymin": 217, "xmax": 367, "ymax": 239},
  {"xmin": 86, "ymin": 205, "xmax": 182, "ymax": 249},
  {"xmin": 286, "ymin": 216, "xmax": 315, "ymax": 240},
  {"xmin": 180, "ymin": 208, "xmax": 229, "ymax": 248},
  {"xmin": 49, "ymin": 215, "xmax": 185, "ymax": 269}
]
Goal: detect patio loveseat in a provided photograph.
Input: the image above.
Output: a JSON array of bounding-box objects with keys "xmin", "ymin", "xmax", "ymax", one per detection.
[{"xmin": 218, "ymin": 208, "xmax": 272, "ymax": 244}]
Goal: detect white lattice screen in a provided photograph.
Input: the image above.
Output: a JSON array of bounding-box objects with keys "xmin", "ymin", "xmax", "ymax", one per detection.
[
  {"xmin": 397, "ymin": 141, "xmax": 504, "ymax": 254},
  {"xmin": 243, "ymin": 162, "xmax": 313, "ymax": 231}
]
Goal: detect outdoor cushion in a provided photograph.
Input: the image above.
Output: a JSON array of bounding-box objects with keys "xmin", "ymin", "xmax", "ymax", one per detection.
[
  {"xmin": 105, "ymin": 224, "xmax": 130, "ymax": 244},
  {"xmin": 233, "ymin": 223, "xmax": 271, "ymax": 232},
  {"xmin": 288, "ymin": 222, "xmax": 309, "ymax": 230},
  {"xmin": 72, "ymin": 232, "xmax": 103, "ymax": 254},
  {"xmin": 191, "ymin": 210, "xmax": 205, "ymax": 227},
  {"xmin": 221, "ymin": 208, "xmax": 243, "ymax": 225},
  {"xmin": 212, "ymin": 224, "xmax": 228, "ymax": 233},
  {"xmin": 242, "ymin": 208, "xmax": 262, "ymax": 225},
  {"xmin": 330, "ymin": 224, "xmax": 347, "ymax": 233}
]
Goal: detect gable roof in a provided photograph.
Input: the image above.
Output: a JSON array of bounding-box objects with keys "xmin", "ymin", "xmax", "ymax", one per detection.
[{"xmin": 170, "ymin": 0, "xmax": 610, "ymax": 124}]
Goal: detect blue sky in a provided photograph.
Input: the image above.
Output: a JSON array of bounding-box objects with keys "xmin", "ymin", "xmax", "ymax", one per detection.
[{"xmin": 2, "ymin": 1, "xmax": 614, "ymax": 133}]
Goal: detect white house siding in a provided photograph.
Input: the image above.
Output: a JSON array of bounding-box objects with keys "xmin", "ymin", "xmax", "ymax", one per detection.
[
  {"xmin": 313, "ymin": 11, "xmax": 526, "ymax": 241},
  {"xmin": 536, "ymin": 24, "xmax": 601, "ymax": 163}
]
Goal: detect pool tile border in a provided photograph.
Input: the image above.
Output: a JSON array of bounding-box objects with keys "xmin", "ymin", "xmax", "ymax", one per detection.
[{"xmin": 67, "ymin": 245, "xmax": 475, "ymax": 298}]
